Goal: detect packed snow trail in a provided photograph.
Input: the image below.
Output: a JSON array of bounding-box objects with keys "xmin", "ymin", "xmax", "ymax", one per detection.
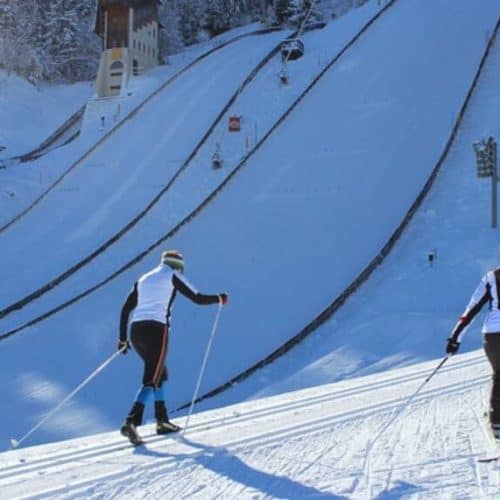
[
  {"xmin": 0, "ymin": 0, "xmax": 498, "ymax": 449},
  {"xmin": 0, "ymin": 351, "xmax": 497, "ymax": 498},
  {"xmin": 0, "ymin": 3, "xmax": 387, "ymax": 327}
]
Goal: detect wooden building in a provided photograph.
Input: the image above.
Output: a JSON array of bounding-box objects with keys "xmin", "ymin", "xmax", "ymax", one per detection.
[{"xmin": 94, "ymin": 0, "xmax": 161, "ymax": 97}]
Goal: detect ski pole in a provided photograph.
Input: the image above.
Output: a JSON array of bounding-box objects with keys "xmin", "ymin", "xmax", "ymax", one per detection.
[
  {"xmin": 364, "ymin": 355, "xmax": 449, "ymax": 497},
  {"xmin": 183, "ymin": 303, "xmax": 223, "ymax": 434},
  {"xmin": 10, "ymin": 347, "xmax": 126, "ymax": 449}
]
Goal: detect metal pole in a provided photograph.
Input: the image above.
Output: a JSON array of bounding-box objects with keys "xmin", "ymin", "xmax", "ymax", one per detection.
[
  {"xmin": 183, "ymin": 303, "xmax": 223, "ymax": 434},
  {"xmin": 10, "ymin": 348, "xmax": 126, "ymax": 449},
  {"xmin": 492, "ymin": 138, "xmax": 498, "ymax": 228},
  {"xmin": 364, "ymin": 356, "xmax": 449, "ymax": 497}
]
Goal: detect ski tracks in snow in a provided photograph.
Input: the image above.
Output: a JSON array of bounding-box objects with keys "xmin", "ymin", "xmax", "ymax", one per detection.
[{"xmin": 0, "ymin": 351, "xmax": 498, "ymax": 499}]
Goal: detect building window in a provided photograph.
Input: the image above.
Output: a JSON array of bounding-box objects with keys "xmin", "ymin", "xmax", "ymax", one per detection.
[
  {"xmin": 110, "ymin": 61, "xmax": 124, "ymax": 78},
  {"xmin": 133, "ymin": 39, "xmax": 136, "ymax": 49}
]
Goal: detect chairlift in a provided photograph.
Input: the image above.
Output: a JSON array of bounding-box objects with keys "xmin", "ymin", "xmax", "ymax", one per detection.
[
  {"xmin": 212, "ymin": 143, "xmax": 223, "ymax": 169},
  {"xmin": 281, "ymin": 38, "xmax": 304, "ymax": 61}
]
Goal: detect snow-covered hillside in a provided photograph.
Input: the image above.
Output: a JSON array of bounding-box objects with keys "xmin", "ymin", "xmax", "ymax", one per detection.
[
  {"xmin": 0, "ymin": 352, "xmax": 498, "ymax": 498},
  {"xmin": 0, "ymin": 73, "xmax": 91, "ymax": 158},
  {"xmin": 1, "ymin": 0, "xmax": 500, "ymax": 497},
  {"xmin": 207, "ymin": 2, "xmax": 500, "ymax": 408},
  {"xmin": 0, "ymin": 0, "xmax": 397, "ymax": 446}
]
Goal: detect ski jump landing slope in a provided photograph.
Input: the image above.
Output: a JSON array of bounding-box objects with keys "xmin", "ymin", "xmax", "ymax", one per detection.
[
  {"xmin": 0, "ymin": 351, "xmax": 497, "ymax": 499},
  {"xmin": 0, "ymin": 30, "xmax": 285, "ymax": 298},
  {"xmin": 0, "ymin": 2, "xmax": 388, "ymax": 447},
  {"xmin": 0, "ymin": 3, "xmax": 382, "ymax": 325},
  {"xmin": 0, "ymin": 0, "xmax": 498, "ymax": 449}
]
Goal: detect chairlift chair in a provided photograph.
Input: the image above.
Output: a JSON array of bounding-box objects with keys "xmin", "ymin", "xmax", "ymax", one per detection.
[{"xmin": 281, "ymin": 38, "xmax": 304, "ymax": 61}]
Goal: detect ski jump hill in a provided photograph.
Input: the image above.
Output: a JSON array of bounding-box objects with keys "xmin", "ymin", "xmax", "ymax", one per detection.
[{"xmin": 0, "ymin": 5, "xmax": 499, "ymax": 495}]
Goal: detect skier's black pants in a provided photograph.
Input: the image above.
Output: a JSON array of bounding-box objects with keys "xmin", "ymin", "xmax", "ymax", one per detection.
[
  {"xmin": 484, "ymin": 334, "xmax": 500, "ymax": 425},
  {"xmin": 131, "ymin": 320, "xmax": 168, "ymax": 388}
]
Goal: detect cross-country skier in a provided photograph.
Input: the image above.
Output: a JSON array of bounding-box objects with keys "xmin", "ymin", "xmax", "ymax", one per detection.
[
  {"xmin": 118, "ymin": 250, "xmax": 228, "ymax": 445},
  {"xmin": 447, "ymin": 268, "xmax": 500, "ymax": 440}
]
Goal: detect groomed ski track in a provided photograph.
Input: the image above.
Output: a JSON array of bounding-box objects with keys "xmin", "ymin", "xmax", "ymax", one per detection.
[
  {"xmin": 0, "ymin": 351, "xmax": 497, "ymax": 499},
  {"xmin": 0, "ymin": 3, "xmax": 393, "ymax": 327},
  {"xmin": 0, "ymin": 0, "xmax": 500, "ymax": 452}
]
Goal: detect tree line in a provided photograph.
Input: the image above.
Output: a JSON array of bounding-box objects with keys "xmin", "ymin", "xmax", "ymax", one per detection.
[{"xmin": 0, "ymin": 0, "xmax": 360, "ymax": 85}]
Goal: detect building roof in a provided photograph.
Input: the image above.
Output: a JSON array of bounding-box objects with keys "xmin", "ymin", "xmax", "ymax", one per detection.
[{"xmin": 94, "ymin": 0, "xmax": 161, "ymax": 36}]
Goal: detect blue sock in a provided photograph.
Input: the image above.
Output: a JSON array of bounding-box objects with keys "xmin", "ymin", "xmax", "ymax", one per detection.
[
  {"xmin": 154, "ymin": 384, "xmax": 165, "ymax": 402},
  {"xmin": 135, "ymin": 386, "xmax": 153, "ymax": 405}
]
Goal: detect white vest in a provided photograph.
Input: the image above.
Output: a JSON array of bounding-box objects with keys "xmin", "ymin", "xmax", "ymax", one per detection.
[{"xmin": 131, "ymin": 264, "xmax": 198, "ymax": 324}]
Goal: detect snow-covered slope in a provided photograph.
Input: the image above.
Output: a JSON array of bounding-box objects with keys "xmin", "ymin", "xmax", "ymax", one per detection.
[
  {"xmin": 0, "ymin": 0, "xmax": 393, "ymax": 446},
  {"xmin": 0, "ymin": 8, "xmax": 499, "ymax": 500},
  {"xmin": 0, "ymin": 3, "xmax": 378, "ymax": 318},
  {"xmin": 0, "ymin": 73, "xmax": 91, "ymax": 159},
  {"xmin": 0, "ymin": 351, "xmax": 497, "ymax": 499},
  {"xmin": 0, "ymin": 30, "xmax": 285, "ymax": 289},
  {"xmin": 0, "ymin": 0, "xmax": 498, "ymax": 454},
  {"xmin": 208, "ymin": 4, "xmax": 500, "ymax": 409}
]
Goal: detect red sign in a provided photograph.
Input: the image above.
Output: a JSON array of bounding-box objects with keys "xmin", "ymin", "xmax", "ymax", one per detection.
[{"xmin": 229, "ymin": 116, "xmax": 240, "ymax": 132}]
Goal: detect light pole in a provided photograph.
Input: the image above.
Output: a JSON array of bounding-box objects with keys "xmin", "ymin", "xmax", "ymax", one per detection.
[{"xmin": 474, "ymin": 137, "xmax": 498, "ymax": 228}]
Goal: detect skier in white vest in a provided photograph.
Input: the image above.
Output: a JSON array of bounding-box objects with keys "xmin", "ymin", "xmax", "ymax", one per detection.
[
  {"xmin": 118, "ymin": 249, "xmax": 228, "ymax": 445},
  {"xmin": 447, "ymin": 268, "xmax": 500, "ymax": 440}
]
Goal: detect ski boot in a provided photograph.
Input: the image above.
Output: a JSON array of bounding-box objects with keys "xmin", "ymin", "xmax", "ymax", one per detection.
[
  {"xmin": 120, "ymin": 402, "xmax": 144, "ymax": 445},
  {"xmin": 120, "ymin": 420, "xmax": 143, "ymax": 446},
  {"xmin": 155, "ymin": 401, "xmax": 181, "ymax": 434}
]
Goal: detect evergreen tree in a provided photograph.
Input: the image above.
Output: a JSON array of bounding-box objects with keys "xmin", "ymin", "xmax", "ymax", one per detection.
[
  {"xmin": 204, "ymin": 0, "xmax": 236, "ymax": 36},
  {"xmin": 42, "ymin": 0, "xmax": 82, "ymax": 80},
  {"xmin": 273, "ymin": 0, "xmax": 294, "ymax": 25},
  {"xmin": 288, "ymin": 0, "xmax": 324, "ymax": 28},
  {"xmin": 178, "ymin": 0, "xmax": 204, "ymax": 45},
  {"xmin": 0, "ymin": 0, "xmax": 323, "ymax": 84},
  {"xmin": 0, "ymin": 0, "xmax": 43, "ymax": 84},
  {"xmin": 247, "ymin": 0, "xmax": 273, "ymax": 22},
  {"xmin": 0, "ymin": 0, "xmax": 99, "ymax": 83},
  {"xmin": 158, "ymin": 0, "xmax": 184, "ymax": 61}
]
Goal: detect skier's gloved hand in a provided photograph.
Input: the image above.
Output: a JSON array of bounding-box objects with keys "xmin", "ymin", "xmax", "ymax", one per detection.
[
  {"xmin": 118, "ymin": 340, "xmax": 130, "ymax": 354},
  {"xmin": 446, "ymin": 337, "xmax": 460, "ymax": 355},
  {"xmin": 219, "ymin": 293, "xmax": 228, "ymax": 305}
]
